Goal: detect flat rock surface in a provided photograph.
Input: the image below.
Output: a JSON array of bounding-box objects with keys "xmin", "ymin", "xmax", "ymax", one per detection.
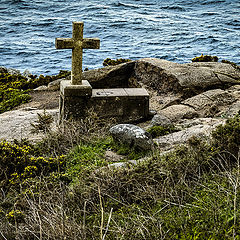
[
  {"xmin": 159, "ymin": 104, "xmax": 198, "ymax": 121},
  {"xmin": 135, "ymin": 58, "xmax": 240, "ymax": 92},
  {"xmin": 15, "ymin": 90, "xmax": 59, "ymax": 110},
  {"xmin": 154, "ymin": 118, "xmax": 225, "ymax": 151},
  {"xmin": 0, "ymin": 108, "xmax": 58, "ymax": 142}
]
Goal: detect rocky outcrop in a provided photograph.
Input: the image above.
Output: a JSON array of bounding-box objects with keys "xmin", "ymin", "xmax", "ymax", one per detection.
[
  {"xmin": 82, "ymin": 61, "xmax": 135, "ymax": 88},
  {"xmin": 154, "ymin": 118, "xmax": 226, "ymax": 151},
  {"xmin": 156, "ymin": 85, "xmax": 240, "ymax": 121},
  {"xmin": 135, "ymin": 58, "xmax": 240, "ymax": 93},
  {"xmin": 33, "ymin": 58, "xmax": 240, "ymax": 96},
  {"xmin": 182, "ymin": 89, "xmax": 236, "ymax": 117},
  {"xmin": 158, "ymin": 105, "xmax": 198, "ymax": 121},
  {"xmin": 150, "ymin": 114, "xmax": 172, "ymax": 127},
  {"xmin": 109, "ymin": 124, "xmax": 153, "ymax": 150},
  {"xmin": 0, "ymin": 108, "xmax": 58, "ymax": 142},
  {"xmin": 1, "ymin": 58, "xmax": 240, "ymax": 146}
]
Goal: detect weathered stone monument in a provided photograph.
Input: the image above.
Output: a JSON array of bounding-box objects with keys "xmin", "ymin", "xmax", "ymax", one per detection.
[
  {"xmin": 56, "ymin": 22, "xmax": 100, "ymax": 85},
  {"xmin": 56, "ymin": 21, "xmax": 149, "ymax": 122}
]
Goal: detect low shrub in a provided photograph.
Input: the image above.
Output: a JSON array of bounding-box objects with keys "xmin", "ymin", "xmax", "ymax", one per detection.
[
  {"xmin": 1, "ymin": 114, "xmax": 240, "ymax": 239},
  {"xmin": 0, "ymin": 140, "xmax": 66, "ymax": 189},
  {"xmin": 212, "ymin": 113, "xmax": 240, "ymax": 161},
  {"xmin": 192, "ymin": 54, "xmax": 218, "ymax": 62},
  {"xmin": 0, "ymin": 70, "xmax": 71, "ymax": 113},
  {"xmin": 103, "ymin": 58, "xmax": 132, "ymax": 66},
  {"xmin": 147, "ymin": 125, "xmax": 179, "ymax": 138}
]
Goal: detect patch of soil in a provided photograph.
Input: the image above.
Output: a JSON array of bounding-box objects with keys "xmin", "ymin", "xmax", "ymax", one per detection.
[{"xmin": 15, "ymin": 90, "xmax": 59, "ymax": 110}]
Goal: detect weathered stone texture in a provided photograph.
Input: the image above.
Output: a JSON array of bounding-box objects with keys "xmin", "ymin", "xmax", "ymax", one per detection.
[
  {"xmin": 82, "ymin": 61, "xmax": 136, "ymax": 88},
  {"xmin": 60, "ymin": 87, "xmax": 149, "ymax": 122},
  {"xmin": 56, "ymin": 22, "xmax": 100, "ymax": 85},
  {"xmin": 109, "ymin": 124, "xmax": 153, "ymax": 150},
  {"xmin": 154, "ymin": 118, "xmax": 225, "ymax": 151},
  {"xmin": 0, "ymin": 108, "xmax": 58, "ymax": 142},
  {"xmin": 150, "ymin": 114, "xmax": 172, "ymax": 127},
  {"xmin": 158, "ymin": 104, "xmax": 198, "ymax": 121},
  {"xmin": 134, "ymin": 58, "xmax": 240, "ymax": 92}
]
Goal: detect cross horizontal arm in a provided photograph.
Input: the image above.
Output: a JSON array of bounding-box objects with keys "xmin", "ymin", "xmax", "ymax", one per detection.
[
  {"xmin": 55, "ymin": 38, "xmax": 74, "ymax": 49},
  {"xmin": 82, "ymin": 38, "xmax": 100, "ymax": 49}
]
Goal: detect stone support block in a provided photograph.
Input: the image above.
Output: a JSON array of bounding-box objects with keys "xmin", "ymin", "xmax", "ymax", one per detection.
[
  {"xmin": 60, "ymin": 80, "xmax": 92, "ymax": 97},
  {"xmin": 59, "ymin": 86, "xmax": 150, "ymax": 122},
  {"xmin": 59, "ymin": 80, "xmax": 92, "ymax": 120}
]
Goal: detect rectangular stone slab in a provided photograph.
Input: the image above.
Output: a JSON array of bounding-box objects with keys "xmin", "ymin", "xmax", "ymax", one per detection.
[
  {"xmin": 59, "ymin": 87, "xmax": 149, "ymax": 122},
  {"xmin": 90, "ymin": 88, "xmax": 149, "ymax": 121},
  {"xmin": 92, "ymin": 88, "xmax": 127, "ymax": 98},
  {"xmin": 124, "ymin": 88, "xmax": 149, "ymax": 97},
  {"xmin": 92, "ymin": 88, "xmax": 149, "ymax": 97}
]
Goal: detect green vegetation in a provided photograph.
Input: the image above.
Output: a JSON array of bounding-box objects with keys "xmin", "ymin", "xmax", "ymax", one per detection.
[
  {"xmin": 1, "ymin": 64, "xmax": 240, "ymax": 239},
  {"xmin": 110, "ymin": 140, "xmax": 149, "ymax": 160},
  {"xmin": 191, "ymin": 55, "xmax": 240, "ymax": 72},
  {"xmin": 147, "ymin": 125, "xmax": 179, "ymax": 138},
  {"xmin": 212, "ymin": 113, "xmax": 240, "ymax": 160},
  {"xmin": 1, "ymin": 112, "xmax": 240, "ymax": 239},
  {"xmin": 0, "ymin": 69, "xmax": 70, "ymax": 113},
  {"xmin": 192, "ymin": 54, "xmax": 218, "ymax": 62},
  {"xmin": 103, "ymin": 58, "xmax": 132, "ymax": 66}
]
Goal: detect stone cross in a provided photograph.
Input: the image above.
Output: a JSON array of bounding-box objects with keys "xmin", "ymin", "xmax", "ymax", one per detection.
[{"xmin": 55, "ymin": 22, "xmax": 100, "ymax": 85}]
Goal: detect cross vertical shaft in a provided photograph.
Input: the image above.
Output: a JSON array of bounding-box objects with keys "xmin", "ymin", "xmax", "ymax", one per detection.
[
  {"xmin": 55, "ymin": 22, "xmax": 100, "ymax": 85},
  {"xmin": 72, "ymin": 22, "xmax": 83, "ymax": 85}
]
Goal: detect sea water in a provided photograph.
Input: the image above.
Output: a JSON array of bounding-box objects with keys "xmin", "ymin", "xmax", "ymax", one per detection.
[{"xmin": 0, "ymin": 0, "xmax": 239, "ymax": 75}]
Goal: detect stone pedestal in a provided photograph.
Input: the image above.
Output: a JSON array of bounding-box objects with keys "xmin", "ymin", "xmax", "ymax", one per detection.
[
  {"xmin": 59, "ymin": 80, "xmax": 92, "ymax": 120},
  {"xmin": 59, "ymin": 80, "xmax": 150, "ymax": 122}
]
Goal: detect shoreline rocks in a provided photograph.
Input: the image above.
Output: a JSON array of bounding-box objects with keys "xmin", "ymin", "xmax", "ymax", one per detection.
[{"xmin": 1, "ymin": 58, "xmax": 240, "ymax": 149}]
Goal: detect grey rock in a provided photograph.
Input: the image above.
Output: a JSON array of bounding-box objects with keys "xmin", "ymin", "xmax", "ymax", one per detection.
[
  {"xmin": 183, "ymin": 89, "xmax": 236, "ymax": 117},
  {"xmin": 177, "ymin": 117, "xmax": 226, "ymax": 129},
  {"xmin": 0, "ymin": 108, "xmax": 58, "ymax": 142},
  {"xmin": 154, "ymin": 118, "xmax": 225, "ymax": 150},
  {"xmin": 150, "ymin": 114, "xmax": 172, "ymax": 127},
  {"xmin": 149, "ymin": 109, "xmax": 157, "ymax": 117},
  {"xmin": 227, "ymin": 84, "xmax": 240, "ymax": 100},
  {"xmin": 135, "ymin": 58, "xmax": 182, "ymax": 93},
  {"xmin": 107, "ymin": 160, "xmax": 138, "ymax": 168},
  {"xmin": 183, "ymin": 89, "xmax": 235, "ymax": 110},
  {"xmin": 109, "ymin": 124, "xmax": 153, "ymax": 150},
  {"xmin": 82, "ymin": 61, "xmax": 135, "ymax": 88},
  {"xmin": 159, "ymin": 104, "xmax": 198, "ymax": 121},
  {"xmin": 7, "ymin": 68, "xmax": 21, "ymax": 75},
  {"xmin": 48, "ymin": 78, "xmax": 64, "ymax": 91},
  {"xmin": 222, "ymin": 100, "xmax": 240, "ymax": 118},
  {"xmin": 0, "ymin": 66, "xmax": 8, "ymax": 73},
  {"xmin": 33, "ymin": 85, "xmax": 48, "ymax": 91},
  {"xmin": 134, "ymin": 58, "xmax": 240, "ymax": 93}
]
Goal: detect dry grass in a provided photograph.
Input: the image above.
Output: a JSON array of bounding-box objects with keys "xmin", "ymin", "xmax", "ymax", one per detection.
[{"xmin": 1, "ymin": 114, "xmax": 240, "ymax": 239}]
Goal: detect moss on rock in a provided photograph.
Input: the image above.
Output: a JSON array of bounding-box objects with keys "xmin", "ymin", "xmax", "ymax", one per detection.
[
  {"xmin": 147, "ymin": 125, "xmax": 179, "ymax": 138},
  {"xmin": 192, "ymin": 54, "xmax": 218, "ymax": 62},
  {"xmin": 103, "ymin": 58, "xmax": 132, "ymax": 66}
]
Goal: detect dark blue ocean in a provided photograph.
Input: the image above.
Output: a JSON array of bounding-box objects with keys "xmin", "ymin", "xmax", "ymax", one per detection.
[{"xmin": 0, "ymin": 0, "xmax": 239, "ymax": 75}]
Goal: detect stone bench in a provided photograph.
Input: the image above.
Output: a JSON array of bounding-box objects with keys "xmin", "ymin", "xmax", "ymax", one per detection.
[
  {"xmin": 91, "ymin": 88, "xmax": 149, "ymax": 121},
  {"xmin": 59, "ymin": 80, "xmax": 149, "ymax": 122}
]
